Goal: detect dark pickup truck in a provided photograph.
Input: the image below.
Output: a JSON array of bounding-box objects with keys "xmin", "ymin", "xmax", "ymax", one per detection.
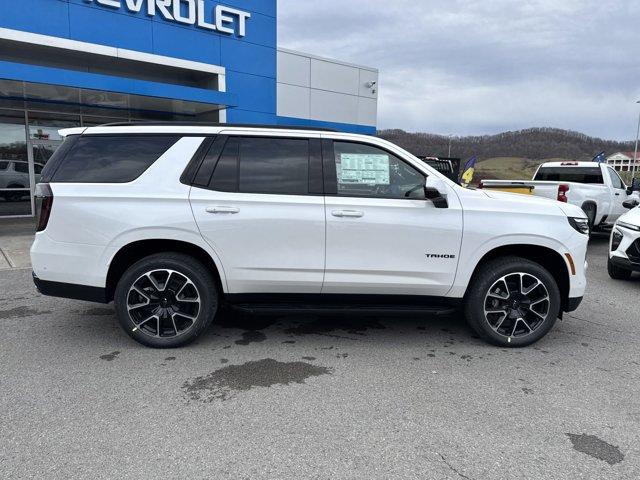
[{"xmin": 418, "ymin": 156, "xmax": 461, "ymax": 183}]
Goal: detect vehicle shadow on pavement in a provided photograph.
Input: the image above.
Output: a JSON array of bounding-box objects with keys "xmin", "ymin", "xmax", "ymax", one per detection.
[{"xmin": 67, "ymin": 303, "xmax": 480, "ymax": 350}]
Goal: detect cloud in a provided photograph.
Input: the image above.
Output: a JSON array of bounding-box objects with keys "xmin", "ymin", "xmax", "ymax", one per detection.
[{"xmin": 278, "ymin": 0, "xmax": 640, "ymax": 139}]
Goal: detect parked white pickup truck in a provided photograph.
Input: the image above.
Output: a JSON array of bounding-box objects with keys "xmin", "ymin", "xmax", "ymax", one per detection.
[{"xmin": 480, "ymin": 162, "xmax": 639, "ymax": 230}]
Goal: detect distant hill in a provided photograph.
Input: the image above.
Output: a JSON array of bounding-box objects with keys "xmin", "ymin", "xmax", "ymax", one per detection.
[
  {"xmin": 471, "ymin": 157, "xmax": 543, "ymax": 183},
  {"xmin": 377, "ymin": 127, "xmax": 634, "ymax": 162}
]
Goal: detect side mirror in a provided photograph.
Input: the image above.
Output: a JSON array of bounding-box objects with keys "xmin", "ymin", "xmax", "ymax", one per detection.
[
  {"xmin": 627, "ymin": 186, "xmax": 634, "ymax": 195},
  {"xmin": 424, "ymin": 176, "xmax": 449, "ymax": 209},
  {"xmin": 623, "ymin": 199, "xmax": 639, "ymax": 209}
]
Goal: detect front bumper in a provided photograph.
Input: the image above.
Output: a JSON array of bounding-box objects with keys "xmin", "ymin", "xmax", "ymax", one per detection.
[
  {"xmin": 610, "ymin": 256, "xmax": 640, "ymax": 273},
  {"xmin": 565, "ymin": 296, "xmax": 584, "ymax": 313},
  {"xmin": 609, "ymin": 223, "xmax": 640, "ymax": 271}
]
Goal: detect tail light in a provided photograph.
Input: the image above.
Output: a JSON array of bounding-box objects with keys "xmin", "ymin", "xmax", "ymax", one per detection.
[
  {"xmin": 557, "ymin": 184, "xmax": 569, "ymax": 203},
  {"xmin": 35, "ymin": 183, "xmax": 53, "ymax": 232}
]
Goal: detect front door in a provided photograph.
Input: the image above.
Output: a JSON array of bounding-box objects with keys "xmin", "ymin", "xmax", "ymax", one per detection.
[
  {"xmin": 606, "ymin": 167, "xmax": 630, "ymax": 221},
  {"xmin": 322, "ymin": 139, "xmax": 463, "ymax": 296},
  {"xmin": 190, "ymin": 134, "xmax": 326, "ymax": 294}
]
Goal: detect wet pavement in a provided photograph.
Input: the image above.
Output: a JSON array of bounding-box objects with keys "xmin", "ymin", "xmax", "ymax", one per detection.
[{"xmin": 1, "ymin": 233, "xmax": 639, "ymax": 479}]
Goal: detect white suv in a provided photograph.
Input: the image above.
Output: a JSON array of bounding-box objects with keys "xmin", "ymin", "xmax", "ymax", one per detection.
[
  {"xmin": 608, "ymin": 199, "xmax": 640, "ymax": 280},
  {"xmin": 31, "ymin": 124, "xmax": 589, "ymax": 348}
]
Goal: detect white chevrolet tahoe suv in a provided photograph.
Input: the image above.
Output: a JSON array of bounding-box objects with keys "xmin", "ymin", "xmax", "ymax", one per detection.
[{"xmin": 31, "ymin": 124, "xmax": 589, "ymax": 349}]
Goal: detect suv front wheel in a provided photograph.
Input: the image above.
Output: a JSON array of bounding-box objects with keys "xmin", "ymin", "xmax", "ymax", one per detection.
[
  {"xmin": 464, "ymin": 257, "xmax": 561, "ymax": 347},
  {"xmin": 114, "ymin": 253, "xmax": 218, "ymax": 348}
]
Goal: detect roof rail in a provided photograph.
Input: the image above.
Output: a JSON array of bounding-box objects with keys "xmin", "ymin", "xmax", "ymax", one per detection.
[{"xmin": 95, "ymin": 121, "xmax": 338, "ymax": 132}]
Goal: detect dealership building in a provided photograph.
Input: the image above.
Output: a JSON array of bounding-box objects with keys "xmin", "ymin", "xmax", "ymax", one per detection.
[{"xmin": 0, "ymin": 0, "xmax": 379, "ymax": 218}]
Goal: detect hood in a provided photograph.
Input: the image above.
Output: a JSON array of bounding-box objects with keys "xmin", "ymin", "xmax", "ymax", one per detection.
[
  {"xmin": 618, "ymin": 206, "xmax": 640, "ymax": 226},
  {"xmin": 481, "ymin": 189, "xmax": 586, "ymax": 218}
]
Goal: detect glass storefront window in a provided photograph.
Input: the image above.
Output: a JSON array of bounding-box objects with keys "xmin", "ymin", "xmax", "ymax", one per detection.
[
  {"xmin": 0, "ymin": 77, "xmax": 225, "ymax": 217},
  {"xmin": 27, "ymin": 113, "xmax": 80, "ymax": 196},
  {"xmin": 0, "ymin": 110, "xmax": 31, "ymax": 216},
  {"xmin": 28, "ymin": 111, "xmax": 80, "ymax": 142}
]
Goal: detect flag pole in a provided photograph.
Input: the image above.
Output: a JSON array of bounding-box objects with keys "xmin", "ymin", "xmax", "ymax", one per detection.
[{"xmin": 632, "ymin": 101, "xmax": 640, "ymax": 181}]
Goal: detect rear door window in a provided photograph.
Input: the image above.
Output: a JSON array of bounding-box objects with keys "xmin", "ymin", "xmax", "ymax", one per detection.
[
  {"xmin": 206, "ymin": 136, "xmax": 311, "ymax": 195},
  {"xmin": 51, "ymin": 135, "xmax": 179, "ymax": 183},
  {"xmin": 14, "ymin": 162, "xmax": 29, "ymax": 174},
  {"xmin": 209, "ymin": 137, "xmax": 239, "ymax": 192},
  {"xmin": 239, "ymin": 137, "xmax": 309, "ymax": 195},
  {"xmin": 534, "ymin": 167, "xmax": 604, "ymax": 184}
]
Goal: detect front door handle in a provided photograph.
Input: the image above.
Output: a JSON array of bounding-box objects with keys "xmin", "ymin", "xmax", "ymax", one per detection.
[
  {"xmin": 206, "ymin": 206, "xmax": 240, "ymax": 214},
  {"xmin": 332, "ymin": 210, "xmax": 364, "ymax": 218}
]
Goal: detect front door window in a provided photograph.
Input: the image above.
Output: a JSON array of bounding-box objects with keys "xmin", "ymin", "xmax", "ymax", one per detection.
[{"xmin": 333, "ymin": 141, "xmax": 426, "ymax": 199}]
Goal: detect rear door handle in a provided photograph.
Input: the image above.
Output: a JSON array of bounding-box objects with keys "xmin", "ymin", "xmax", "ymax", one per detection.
[
  {"xmin": 332, "ymin": 210, "xmax": 364, "ymax": 218},
  {"xmin": 206, "ymin": 206, "xmax": 240, "ymax": 214}
]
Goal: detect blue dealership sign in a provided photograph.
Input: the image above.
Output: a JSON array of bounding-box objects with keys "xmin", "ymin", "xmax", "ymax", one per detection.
[{"xmin": 0, "ymin": 0, "xmax": 278, "ymax": 123}]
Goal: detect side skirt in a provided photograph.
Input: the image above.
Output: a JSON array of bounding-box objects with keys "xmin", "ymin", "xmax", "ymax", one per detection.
[{"xmin": 224, "ymin": 293, "xmax": 461, "ymax": 316}]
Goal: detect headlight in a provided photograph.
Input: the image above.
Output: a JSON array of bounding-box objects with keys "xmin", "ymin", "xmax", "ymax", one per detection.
[
  {"xmin": 617, "ymin": 221, "xmax": 640, "ymax": 232},
  {"xmin": 611, "ymin": 229, "xmax": 623, "ymax": 251},
  {"xmin": 568, "ymin": 217, "xmax": 590, "ymax": 235}
]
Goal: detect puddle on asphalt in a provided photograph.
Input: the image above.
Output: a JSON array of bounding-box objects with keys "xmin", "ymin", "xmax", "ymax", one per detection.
[
  {"xmin": 0, "ymin": 306, "xmax": 51, "ymax": 319},
  {"xmin": 182, "ymin": 358, "xmax": 331, "ymax": 402},
  {"xmin": 83, "ymin": 308, "xmax": 114, "ymax": 316},
  {"xmin": 99, "ymin": 351, "xmax": 120, "ymax": 361},
  {"xmin": 284, "ymin": 317, "xmax": 386, "ymax": 336},
  {"xmin": 566, "ymin": 433, "xmax": 624, "ymax": 465},
  {"xmin": 235, "ymin": 330, "xmax": 267, "ymax": 345}
]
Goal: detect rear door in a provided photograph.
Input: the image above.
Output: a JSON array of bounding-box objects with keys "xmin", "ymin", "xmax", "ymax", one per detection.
[
  {"xmin": 321, "ymin": 138, "xmax": 463, "ymax": 296},
  {"xmin": 189, "ymin": 133, "xmax": 326, "ymax": 294}
]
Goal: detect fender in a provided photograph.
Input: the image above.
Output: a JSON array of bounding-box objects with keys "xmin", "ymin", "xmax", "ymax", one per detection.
[
  {"xmin": 447, "ymin": 232, "xmax": 574, "ymax": 298},
  {"xmin": 101, "ymin": 226, "xmax": 229, "ymax": 292}
]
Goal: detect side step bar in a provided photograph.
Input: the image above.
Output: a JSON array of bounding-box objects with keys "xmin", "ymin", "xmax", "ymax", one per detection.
[{"xmin": 227, "ymin": 303, "xmax": 458, "ymax": 316}]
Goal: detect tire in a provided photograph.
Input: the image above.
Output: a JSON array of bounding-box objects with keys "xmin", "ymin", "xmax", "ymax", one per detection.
[
  {"xmin": 114, "ymin": 253, "xmax": 218, "ymax": 348},
  {"xmin": 607, "ymin": 258, "xmax": 632, "ymax": 281},
  {"xmin": 582, "ymin": 203, "xmax": 596, "ymax": 233},
  {"xmin": 464, "ymin": 256, "xmax": 561, "ymax": 348}
]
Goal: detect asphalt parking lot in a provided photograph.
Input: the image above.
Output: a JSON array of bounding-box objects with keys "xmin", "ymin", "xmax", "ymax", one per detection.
[{"xmin": 1, "ymin": 233, "xmax": 639, "ymax": 479}]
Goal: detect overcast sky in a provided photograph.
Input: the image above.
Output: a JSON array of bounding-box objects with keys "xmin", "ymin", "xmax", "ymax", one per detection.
[{"xmin": 278, "ymin": 0, "xmax": 640, "ymax": 140}]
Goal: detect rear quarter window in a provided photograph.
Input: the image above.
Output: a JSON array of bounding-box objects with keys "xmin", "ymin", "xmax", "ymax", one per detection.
[
  {"xmin": 51, "ymin": 135, "xmax": 179, "ymax": 183},
  {"xmin": 534, "ymin": 167, "xmax": 604, "ymax": 184}
]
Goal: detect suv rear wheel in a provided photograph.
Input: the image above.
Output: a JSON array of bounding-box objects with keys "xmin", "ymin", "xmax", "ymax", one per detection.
[
  {"xmin": 114, "ymin": 253, "xmax": 218, "ymax": 348},
  {"xmin": 464, "ymin": 257, "xmax": 561, "ymax": 347}
]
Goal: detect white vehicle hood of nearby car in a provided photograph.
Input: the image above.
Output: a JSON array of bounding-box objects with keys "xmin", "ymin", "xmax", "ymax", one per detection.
[
  {"xmin": 618, "ymin": 206, "xmax": 640, "ymax": 227},
  {"xmin": 480, "ymin": 189, "xmax": 587, "ymax": 218}
]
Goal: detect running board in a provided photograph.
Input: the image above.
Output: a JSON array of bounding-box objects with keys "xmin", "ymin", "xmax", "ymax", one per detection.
[{"xmin": 227, "ymin": 303, "xmax": 458, "ymax": 316}]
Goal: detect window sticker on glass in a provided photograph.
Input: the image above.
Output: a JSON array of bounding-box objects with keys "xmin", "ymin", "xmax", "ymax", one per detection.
[{"xmin": 338, "ymin": 154, "xmax": 390, "ymax": 185}]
